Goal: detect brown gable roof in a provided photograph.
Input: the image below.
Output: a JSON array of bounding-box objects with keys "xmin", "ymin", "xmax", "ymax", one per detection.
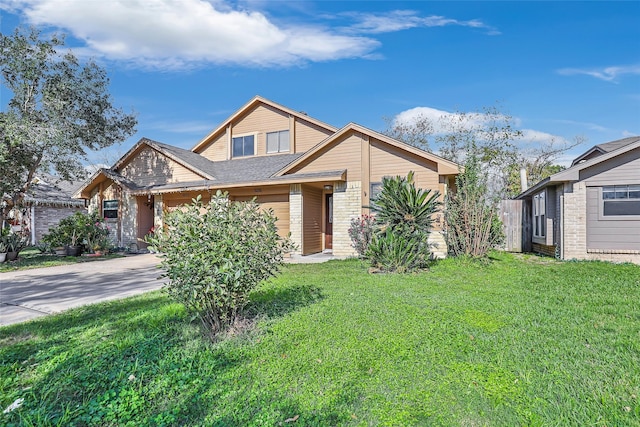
[
  {"xmin": 113, "ymin": 138, "xmax": 217, "ymax": 180},
  {"xmin": 191, "ymin": 95, "xmax": 338, "ymax": 153},
  {"xmin": 274, "ymin": 122, "xmax": 460, "ymax": 177}
]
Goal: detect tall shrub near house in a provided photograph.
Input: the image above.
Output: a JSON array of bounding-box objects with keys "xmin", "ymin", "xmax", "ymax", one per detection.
[
  {"xmin": 146, "ymin": 191, "xmax": 295, "ymax": 337},
  {"xmin": 444, "ymin": 154, "xmax": 504, "ymax": 258},
  {"xmin": 367, "ymin": 172, "xmax": 441, "ymax": 272}
]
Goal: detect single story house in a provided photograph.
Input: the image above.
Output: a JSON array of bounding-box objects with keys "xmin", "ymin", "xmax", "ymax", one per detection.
[
  {"xmin": 4, "ymin": 175, "xmax": 86, "ymax": 244},
  {"xmin": 75, "ymin": 96, "xmax": 460, "ymax": 257},
  {"xmin": 515, "ymin": 136, "xmax": 640, "ymax": 264}
]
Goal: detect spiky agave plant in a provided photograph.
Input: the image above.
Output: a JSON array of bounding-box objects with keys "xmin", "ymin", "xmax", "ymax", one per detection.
[{"xmin": 367, "ymin": 171, "xmax": 441, "ymax": 272}]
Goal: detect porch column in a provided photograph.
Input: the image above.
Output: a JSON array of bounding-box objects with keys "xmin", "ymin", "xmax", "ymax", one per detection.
[
  {"xmin": 153, "ymin": 194, "xmax": 163, "ymax": 230},
  {"xmin": 332, "ymin": 181, "xmax": 361, "ymax": 257},
  {"xmin": 289, "ymin": 184, "xmax": 303, "ymax": 255}
]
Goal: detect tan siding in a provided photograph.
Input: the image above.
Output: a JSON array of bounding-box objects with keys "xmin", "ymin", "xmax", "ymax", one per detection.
[
  {"xmin": 294, "ymin": 118, "xmax": 334, "ymax": 152},
  {"xmin": 164, "ymin": 193, "xmax": 211, "ymax": 212},
  {"xmin": 586, "ymin": 186, "xmax": 640, "ymax": 250},
  {"xmin": 233, "ymin": 193, "xmax": 290, "ymax": 238},
  {"xmin": 232, "ymin": 104, "xmax": 290, "ymax": 157},
  {"xmin": 200, "ymin": 131, "xmax": 228, "ymax": 161},
  {"xmin": 581, "ymin": 148, "xmax": 640, "ymax": 185},
  {"xmin": 290, "ymin": 132, "xmax": 362, "ymax": 180},
  {"xmin": 120, "ymin": 147, "xmax": 203, "ymax": 186},
  {"xmin": 302, "ymin": 185, "xmax": 323, "ymax": 254},
  {"xmin": 369, "ymin": 138, "xmax": 440, "ymax": 198}
]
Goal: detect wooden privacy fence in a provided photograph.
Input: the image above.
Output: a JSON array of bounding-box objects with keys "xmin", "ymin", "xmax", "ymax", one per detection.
[{"xmin": 499, "ymin": 199, "xmax": 532, "ymax": 253}]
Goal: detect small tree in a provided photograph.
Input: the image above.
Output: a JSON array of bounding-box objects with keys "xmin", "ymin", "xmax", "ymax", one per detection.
[
  {"xmin": 146, "ymin": 192, "xmax": 295, "ymax": 337},
  {"xmin": 0, "ymin": 26, "xmax": 136, "ymax": 223},
  {"xmin": 444, "ymin": 154, "xmax": 504, "ymax": 258},
  {"xmin": 367, "ymin": 172, "xmax": 441, "ymax": 272}
]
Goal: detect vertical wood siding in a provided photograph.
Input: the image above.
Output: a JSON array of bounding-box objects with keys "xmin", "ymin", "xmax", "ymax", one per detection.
[
  {"xmin": 302, "ymin": 185, "xmax": 323, "ymax": 254},
  {"xmin": 120, "ymin": 147, "xmax": 203, "ymax": 186},
  {"xmin": 290, "ymin": 132, "xmax": 363, "ymax": 180},
  {"xmin": 294, "ymin": 118, "xmax": 334, "ymax": 152},
  {"xmin": 200, "ymin": 131, "xmax": 228, "ymax": 161}
]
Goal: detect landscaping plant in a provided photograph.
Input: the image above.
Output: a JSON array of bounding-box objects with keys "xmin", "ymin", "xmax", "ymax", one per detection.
[
  {"xmin": 367, "ymin": 171, "xmax": 441, "ymax": 272},
  {"xmin": 146, "ymin": 191, "xmax": 295, "ymax": 336},
  {"xmin": 445, "ymin": 153, "xmax": 504, "ymax": 258},
  {"xmin": 348, "ymin": 214, "xmax": 374, "ymax": 258}
]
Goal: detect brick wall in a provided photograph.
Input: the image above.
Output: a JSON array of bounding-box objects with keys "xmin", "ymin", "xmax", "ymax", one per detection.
[
  {"xmin": 33, "ymin": 205, "xmax": 86, "ymax": 243},
  {"xmin": 532, "ymin": 242, "xmax": 556, "ymax": 258},
  {"xmin": 562, "ymin": 182, "xmax": 587, "ymax": 260}
]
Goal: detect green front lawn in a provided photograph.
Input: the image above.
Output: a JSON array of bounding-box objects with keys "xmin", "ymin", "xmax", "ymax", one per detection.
[
  {"xmin": 1, "ymin": 253, "xmax": 639, "ymax": 426},
  {"xmin": 0, "ymin": 247, "xmax": 123, "ymax": 273}
]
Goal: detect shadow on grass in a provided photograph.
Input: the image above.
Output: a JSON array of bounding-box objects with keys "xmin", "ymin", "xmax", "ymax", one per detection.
[
  {"xmin": 244, "ymin": 283, "xmax": 324, "ymax": 320},
  {"xmin": 0, "ymin": 284, "xmax": 333, "ymax": 426}
]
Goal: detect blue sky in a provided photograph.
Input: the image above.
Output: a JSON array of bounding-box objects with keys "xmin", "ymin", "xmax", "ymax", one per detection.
[{"xmin": 2, "ymin": 0, "xmax": 639, "ymax": 166}]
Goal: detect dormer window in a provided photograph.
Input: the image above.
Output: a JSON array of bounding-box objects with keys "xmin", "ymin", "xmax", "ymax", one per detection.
[
  {"xmin": 232, "ymin": 135, "xmax": 255, "ymax": 157},
  {"xmin": 266, "ymin": 130, "xmax": 290, "ymax": 153}
]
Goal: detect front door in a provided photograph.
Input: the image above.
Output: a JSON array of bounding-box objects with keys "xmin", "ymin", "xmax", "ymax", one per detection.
[
  {"xmin": 325, "ymin": 194, "xmax": 333, "ymax": 250},
  {"xmin": 137, "ymin": 196, "xmax": 155, "ymax": 249}
]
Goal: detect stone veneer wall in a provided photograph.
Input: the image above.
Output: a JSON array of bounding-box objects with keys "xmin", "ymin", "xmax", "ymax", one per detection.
[
  {"xmin": 332, "ymin": 181, "xmax": 361, "ymax": 257},
  {"xmin": 121, "ymin": 192, "xmax": 138, "ymax": 248},
  {"xmin": 428, "ymin": 231, "xmax": 447, "ymax": 259},
  {"xmin": 289, "ymin": 184, "xmax": 303, "ymax": 256},
  {"xmin": 562, "ymin": 181, "xmax": 587, "ymax": 260}
]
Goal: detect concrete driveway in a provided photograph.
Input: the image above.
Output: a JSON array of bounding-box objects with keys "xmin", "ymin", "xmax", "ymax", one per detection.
[{"xmin": 0, "ymin": 254, "xmax": 165, "ymax": 327}]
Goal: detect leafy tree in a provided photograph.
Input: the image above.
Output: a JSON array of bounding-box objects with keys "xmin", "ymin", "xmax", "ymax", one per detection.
[
  {"xmin": 146, "ymin": 192, "xmax": 295, "ymax": 337},
  {"xmin": 383, "ymin": 104, "xmax": 583, "ymax": 198},
  {"xmin": 0, "ymin": 26, "xmax": 136, "ymax": 222},
  {"xmin": 366, "ymin": 172, "xmax": 441, "ymax": 272}
]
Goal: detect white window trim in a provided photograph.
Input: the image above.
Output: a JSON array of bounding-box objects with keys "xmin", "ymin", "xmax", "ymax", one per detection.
[
  {"xmin": 231, "ymin": 132, "xmax": 257, "ymax": 158},
  {"xmin": 598, "ymin": 185, "xmax": 640, "ymax": 221},
  {"xmin": 266, "ymin": 130, "xmax": 290, "ymax": 154},
  {"xmin": 533, "ymin": 191, "xmax": 546, "ymax": 239}
]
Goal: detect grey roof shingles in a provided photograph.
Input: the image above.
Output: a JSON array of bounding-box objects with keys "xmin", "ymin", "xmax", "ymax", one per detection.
[{"xmin": 140, "ymin": 138, "xmax": 304, "ymax": 183}]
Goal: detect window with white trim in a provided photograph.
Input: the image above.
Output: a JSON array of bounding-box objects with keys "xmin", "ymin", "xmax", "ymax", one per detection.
[
  {"xmin": 602, "ymin": 185, "xmax": 640, "ymax": 216},
  {"xmin": 103, "ymin": 200, "xmax": 118, "ymax": 219},
  {"xmin": 266, "ymin": 130, "xmax": 290, "ymax": 153},
  {"xmin": 232, "ymin": 135, "xmax": 255, "ymax": 157},
  {"xmin": 533, "ymin": 191, "xmax": 545, "ymax": 237}
]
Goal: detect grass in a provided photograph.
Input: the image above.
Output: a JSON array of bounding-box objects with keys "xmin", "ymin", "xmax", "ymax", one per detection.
[
  {"xmin": 0, "ymin": 247, "xmax": 123, "ymax": 273},
  {"xmin": 1, "ymin": 252, "xmax": 639, "ymax": 426}
]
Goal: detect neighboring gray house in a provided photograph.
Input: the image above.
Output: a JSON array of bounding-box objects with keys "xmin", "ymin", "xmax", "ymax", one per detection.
[
  {"xmin": 515, "ymin": 136, "xmax": 640, "ymax": 264},
  {"xmin": 5, "ymin": 176, "xmax": 87, "ymax": 244}
]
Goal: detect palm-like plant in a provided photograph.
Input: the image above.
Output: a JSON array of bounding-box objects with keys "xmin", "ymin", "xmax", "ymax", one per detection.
[
  {"xmin": 367, "ymin": 171, "xmax": 441, "ymax": 272},
  {"xmin": 370, "ymin": 171, "xmax": 441, "ymax": 237}
]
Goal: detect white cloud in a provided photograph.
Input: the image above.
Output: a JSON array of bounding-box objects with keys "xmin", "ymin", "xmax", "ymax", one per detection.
[
  {"xmin": 392, "ymin": 106, "xmax": 572, "ymax": 154},
  {"xmin": 554, "ymin": 119, "xmax": 608, "ymax": 132},
  {"xmin": 393, "ymin": 106, "xmax": 519, "ymax": 135},
  {"xmin": 345, "ymin": 10, "xmax": 500, "ymax": 35},
  {"xmin": 622, "ymin": 130, "xmax": 639, "ymax": 137},
  {"xmin": 4, "ymin": 0, "xmax": 379, "ymax": 69},
  {"xmin": 557, "ymin": 64, "xmax": 640, "ymax": 82},
  {"xmin": 3, "ymin": 1, "xmax": 500, "ymax": 69}
]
